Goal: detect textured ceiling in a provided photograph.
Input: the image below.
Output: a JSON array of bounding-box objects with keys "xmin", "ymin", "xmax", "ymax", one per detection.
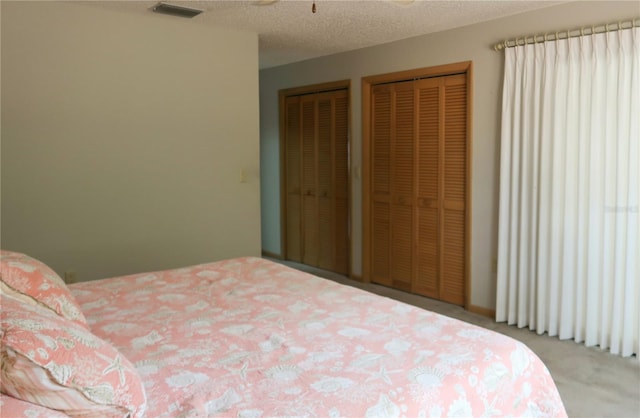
[{"xmin": 85, "ymin": 0, "xmax": 563, "ymax": 68}]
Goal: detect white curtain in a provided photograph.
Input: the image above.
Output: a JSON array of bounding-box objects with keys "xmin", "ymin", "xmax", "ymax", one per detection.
[{"xmin": 496, "ymin": 27, "xmax": 640, "ymax": 358}]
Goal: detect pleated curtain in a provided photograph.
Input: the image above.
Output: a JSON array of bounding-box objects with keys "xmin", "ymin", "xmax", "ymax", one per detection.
[{"xmin": 496, "ymin": 27, "xmax": 639, "ymax": 358}]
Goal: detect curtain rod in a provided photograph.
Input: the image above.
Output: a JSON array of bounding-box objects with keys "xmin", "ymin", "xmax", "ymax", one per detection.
[{"xmin": 493, "ymin": 17, "xmax": 640, "ymax": 51}]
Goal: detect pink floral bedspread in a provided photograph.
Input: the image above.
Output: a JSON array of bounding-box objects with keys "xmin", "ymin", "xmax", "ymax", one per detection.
[{"xmin": 70, "ymin": 257, "xmax": 566, "ymax": 417}]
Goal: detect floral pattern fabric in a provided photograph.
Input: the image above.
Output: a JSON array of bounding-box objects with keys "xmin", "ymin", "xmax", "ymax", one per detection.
[
  {"xmin": 0, "ymin": 393, "xmax": 69, "ymax": 417},
  {"xmin": 70, "ymin": 256, "xmax": 567, "ymax": 417},
  {"xmin": 0, "ymin": 250, "xmax": 87, "ymax": 328},
  {"xmin": 0, "ymin": 295, "xmax": 147, "ymax": 418}
]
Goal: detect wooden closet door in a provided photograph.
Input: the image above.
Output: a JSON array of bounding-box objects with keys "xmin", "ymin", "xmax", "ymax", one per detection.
[
  {"xmin": 440, "ymin": 74, "xmax": 467, "ymax": 305},
  {"xmin": 301, "ymin": 96, "xmax": 318, "ymax": 266},
  {"xmin": 317, "ymin": 93, "xmax": 333, "ymax": 270},
  {"xmin": 371, "ymin": 85, "xmax": 392, "ymax": 286},
  {"xmin": 285, "ymin": 96, "xmax": 302, "ymax": 263},
  {"xmin": 390, "ymin": 82, "xmax": 415, "ymax": 292},
  {"xmin": 283, "ymin": 87, "xmax": 349, "ymax": 275},
  {"xmin": 414, "ymin": 78, "xmax": 441, "ymax": 298},
  {"xmin": 333, "ymin": 91, "xmax": 350, "ymax": 275},
  {"xmin": 316, "ymin": 90, "xmax": 349, "ymax": 274},
  {"xmin": 368, "ymin": 72, "xmax": 467, "ymax": 306},
  {"xmin": 370, "ymin": 82, "xmax": 414, "ymax": 290}
]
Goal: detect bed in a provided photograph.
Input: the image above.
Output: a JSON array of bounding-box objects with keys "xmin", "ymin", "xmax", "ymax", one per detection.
[{"xmin": 1, "ymin": 251, "xmax": 567, "ymax": 417}]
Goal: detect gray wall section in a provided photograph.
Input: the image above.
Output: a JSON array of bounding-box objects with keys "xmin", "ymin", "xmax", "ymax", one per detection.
[{"xmin": 259, "ymin": 1, "xmax": 640, "ymax": 309}]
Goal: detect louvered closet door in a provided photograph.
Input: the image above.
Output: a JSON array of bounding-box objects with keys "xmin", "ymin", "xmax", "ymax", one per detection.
[
  {"xmin": 301, "ymin": 96, "xmax": 318, "ymax": 266},
  {"xmin": 285, "ymin": 96, "xmax": 302, "ymax": 263},
  {"xmin": 284, "ymin": 88, "xmax": 349, "ymax": 275},
  {"xmin": 414, "ymin": 78, "xmax": 441, "ymax": 299},
  {"xmin": 369, "ymin": 73, "xmax": 467, "ymax": 305},
  {"xmin": 390, "ymin": 82, "xmax": 415, "ymax": 292},
  {"xmin": 371, "ymin": 85, "xmax": 392, "ymax": 286},
  {"xmin": 440, "ymin": 74, "xmax": 467, "ymax": 305},
  {"xmin": 317, "ymin": 93, "xmax": 333, "ymax": 270},
  {"xmin": 371, "ymin": 82, "xmax": 415, "ymax": 291},
  {"xmin": 332, "ymin": 91, "xmax": 349, "ymax": 275}
]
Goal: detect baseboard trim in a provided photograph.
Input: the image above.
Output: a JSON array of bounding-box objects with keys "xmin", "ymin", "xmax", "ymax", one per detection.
[
  {"xmin": 261, "ymin": 250, "xmax": 283, "ymax": 260},
  {"xmin": 468, "ymin": 304, "xmax": 496, "ymax": 319}
]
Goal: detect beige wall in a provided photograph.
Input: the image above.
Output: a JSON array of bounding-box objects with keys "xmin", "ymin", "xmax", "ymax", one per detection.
[
  {"xmin": 1, "ymin": 2, "xmax": 261, "ymax": 281},
  {"xmin": 259, "ymin": 1, "xmax": 639, "ymax": 309}
]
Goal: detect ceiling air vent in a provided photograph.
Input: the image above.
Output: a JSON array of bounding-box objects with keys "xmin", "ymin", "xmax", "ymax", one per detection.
[{"xmin": 152, "ymin": 2, "xmax": 203, "ymax": 18}]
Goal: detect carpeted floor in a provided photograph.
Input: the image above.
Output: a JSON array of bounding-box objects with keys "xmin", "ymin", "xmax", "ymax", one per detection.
[{"xmin": 271, "ymin": 258, "xmax": 640, "ymax": 418}]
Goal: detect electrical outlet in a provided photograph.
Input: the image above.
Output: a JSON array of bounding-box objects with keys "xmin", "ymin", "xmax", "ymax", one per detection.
[{"xmin": 64, "ymin": 271, "xmax": 77, "ymax": 284}]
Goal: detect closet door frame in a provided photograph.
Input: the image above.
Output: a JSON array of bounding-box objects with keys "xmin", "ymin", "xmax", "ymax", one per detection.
[
  {"xmin": 362, "ymin": 62, "xmax": 473, "ymax": 308},
  {"xmin": 278, "ymin": 80, "xmax": 352, "ymax": 274}
]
